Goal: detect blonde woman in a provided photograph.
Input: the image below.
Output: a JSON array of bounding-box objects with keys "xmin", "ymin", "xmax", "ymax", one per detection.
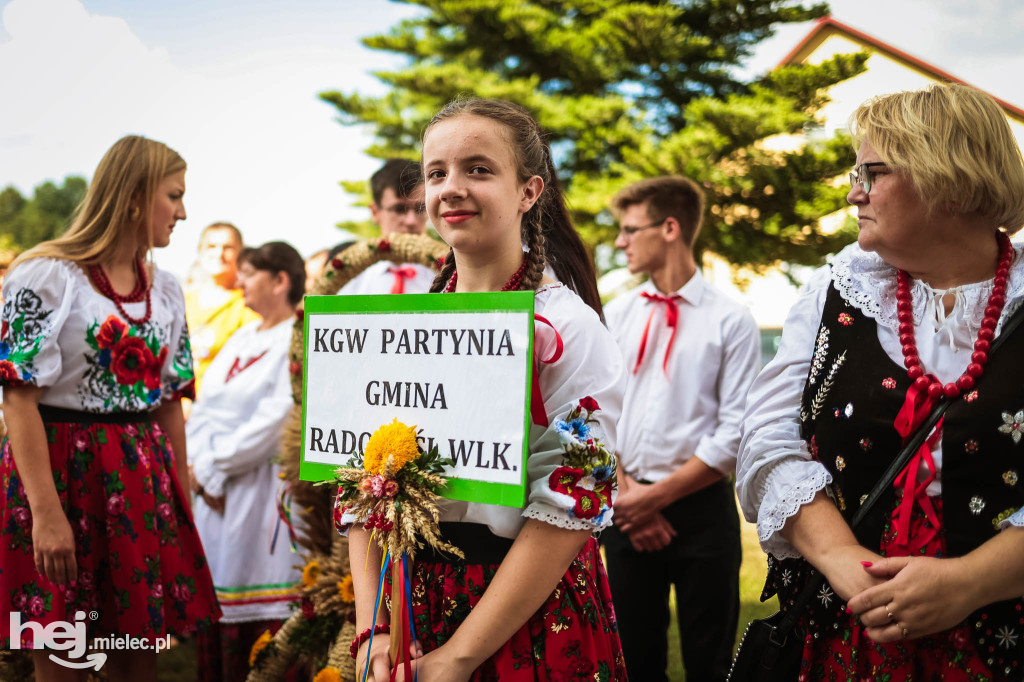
[
  {"xmin": 737, "ymin": 84, "xmax": 1024, "ymax": 679},
  {"xmin": 0, "ymin": 135, "xmax": 219, "ymax": 680}
]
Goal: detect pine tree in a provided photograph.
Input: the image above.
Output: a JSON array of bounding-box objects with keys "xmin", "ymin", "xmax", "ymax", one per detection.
[
  {"xmin": 320, "ymin": 0, "xmax": 866, "ymax": 269},
  {"xmin": 0, "ymin": 177, "xmax": 87, "ymax": 251}
]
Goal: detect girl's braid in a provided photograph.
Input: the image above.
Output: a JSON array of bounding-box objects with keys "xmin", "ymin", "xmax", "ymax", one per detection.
[{"xmin": 429, "ymin": 247, "xmax": 457, "ymax": 293}]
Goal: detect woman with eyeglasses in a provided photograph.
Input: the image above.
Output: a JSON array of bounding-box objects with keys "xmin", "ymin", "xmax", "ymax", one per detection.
[{"xmin": 736, "ymin": 82, "xmax": 1024, "ymax": 679}]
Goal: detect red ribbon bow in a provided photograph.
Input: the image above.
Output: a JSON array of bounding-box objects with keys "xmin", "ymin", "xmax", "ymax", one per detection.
[
  {"xmin": 388, "ymin": 266, "xmax": 418, "ymax": 294},
  {"xmin": 890, "ymin": 377, "xmax": 942, "ymax": 555},
  {"xmin": 633, "ymin": 291, "xmax": 682, "ymax": 375},
  {"xmin": 531, "ymin": 315, "xmax": 563, "ymax": 427}
]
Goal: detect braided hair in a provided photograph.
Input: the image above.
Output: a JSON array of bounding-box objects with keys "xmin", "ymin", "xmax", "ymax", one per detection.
[{"xmin": 424, "ymin": 99, "xmax": 602, "ymax": 317}]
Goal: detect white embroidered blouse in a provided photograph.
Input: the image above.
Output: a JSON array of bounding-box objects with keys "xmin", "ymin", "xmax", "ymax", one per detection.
[
  {"xmin": 0, "ymin": 257, "xmax": 194, "ymax": 411},
  {"xmin": 736, "ymin": 242, "xmax": 1024, "ymax": 559}
]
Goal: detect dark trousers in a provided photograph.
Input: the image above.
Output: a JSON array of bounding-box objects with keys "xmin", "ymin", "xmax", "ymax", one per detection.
[{"xmin": 603, "ymin": 477, "xmax": 741, "ymax": 682}]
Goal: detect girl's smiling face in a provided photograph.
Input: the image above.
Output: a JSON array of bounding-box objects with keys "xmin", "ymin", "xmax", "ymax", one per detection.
[{"xmin": 422, "ymin": 114, "xmax": 541, "ymax": 258}]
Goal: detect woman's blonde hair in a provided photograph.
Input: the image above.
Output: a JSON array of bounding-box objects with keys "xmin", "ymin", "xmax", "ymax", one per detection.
[
  {"xmin": 10, "ymin": 135, "xmax": 186, "ymax": 272},
  {"xmin": 850, "ymin": 83, "xmax": 1024, "ymax": 233}
]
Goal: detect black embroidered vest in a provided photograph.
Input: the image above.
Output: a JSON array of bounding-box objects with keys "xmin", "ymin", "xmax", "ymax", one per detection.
[{"xmin": 764, "ymin": 283, "xmax": 1024, "ymax": 678}]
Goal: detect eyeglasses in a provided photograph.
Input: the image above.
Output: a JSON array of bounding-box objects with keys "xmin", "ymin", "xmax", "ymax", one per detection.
[
  {"xmin": 849, "ymin": 162, "xmax": 888, "ymax": 195},
  {"xmin": 617, "ymin": 218, "xmax": 666, "ymax": 240},
  {"xmin": 383, "ymin": 202, "xmax": 426, "ymax": 216}
]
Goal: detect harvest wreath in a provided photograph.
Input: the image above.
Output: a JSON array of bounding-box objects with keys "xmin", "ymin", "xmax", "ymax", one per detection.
[{"xmin": 247, "ymin": 233, "xmax": 449, "ymax": 681}]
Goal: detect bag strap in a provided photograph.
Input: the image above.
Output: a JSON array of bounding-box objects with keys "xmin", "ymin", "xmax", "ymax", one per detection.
[{"xmin": 768, "ymin": 301, "xmax": 1024, "ymax": 642}]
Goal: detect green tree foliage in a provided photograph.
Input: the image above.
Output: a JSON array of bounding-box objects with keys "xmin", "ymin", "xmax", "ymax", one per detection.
[
  {"xmin": 0, "ymin": 177, "xmax": 87, "ymax": 251},
  {"xmin": 320, "ymin": 0, "xmax": 866, "ymax": 271}
]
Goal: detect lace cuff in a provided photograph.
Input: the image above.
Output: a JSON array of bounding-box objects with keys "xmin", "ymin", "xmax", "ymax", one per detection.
[
  {"xmin": 756, "ymin": 458, "xmax": 832, "ymax": 559},
  {"xmin": 523, "ymin": 501, "xmax": 605, "ymax": 532},
  {"xmin": 997, "ymin": 507, "xmax": 1024, "ymax": 530}
]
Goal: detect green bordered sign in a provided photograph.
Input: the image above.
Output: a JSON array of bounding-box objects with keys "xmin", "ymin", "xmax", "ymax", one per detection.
[{"xmin": 300, "ymin": 292, "xmax": 535, "ymax": 508}]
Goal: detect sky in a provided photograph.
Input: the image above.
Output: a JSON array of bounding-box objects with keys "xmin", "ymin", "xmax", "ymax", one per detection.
[{"xmin": 2, "ymin": 0, "xmax": 1024, "ymax": 277}]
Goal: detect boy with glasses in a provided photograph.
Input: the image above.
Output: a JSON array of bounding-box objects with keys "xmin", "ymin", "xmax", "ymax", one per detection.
[
  {"xmin": 337, "ymin": 159, "xmax": 435, "ymax": 295},
  {"xmin": 603, "ymin": 175, "xmax": 761, "ymax": 682}
]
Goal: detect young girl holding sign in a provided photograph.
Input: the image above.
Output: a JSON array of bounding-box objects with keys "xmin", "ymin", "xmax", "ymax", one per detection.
[{"xmin": 343, "ymin": 99, "xmax": 629, "ymax": 681}]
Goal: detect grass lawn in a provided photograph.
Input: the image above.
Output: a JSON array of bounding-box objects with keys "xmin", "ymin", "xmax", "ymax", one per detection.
[{"xmin": 155, "ymin": 498, "xmax": 775, "ymax": 681}]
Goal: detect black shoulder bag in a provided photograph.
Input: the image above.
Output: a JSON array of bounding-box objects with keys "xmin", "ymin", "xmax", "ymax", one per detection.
[{"xmin": 727, "ymin": 303, "xmax": 1024, "ymax": 682}]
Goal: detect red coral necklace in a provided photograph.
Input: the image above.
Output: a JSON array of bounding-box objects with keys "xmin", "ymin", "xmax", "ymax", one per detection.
[
  {"xmin": 88, "ymin": 256, "xmax": 152, "ymax": 326},
  {"xmin": 898, "ymin": 230, "xmax": 1012, "ymax": 399},
  {"xmin": 443, "ymin": 255, "xmax": 528, "ymax": 293}
]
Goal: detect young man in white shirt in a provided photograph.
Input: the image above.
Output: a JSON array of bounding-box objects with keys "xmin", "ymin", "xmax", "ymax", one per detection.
[
  {"xmin": 337, "ymin": 159, "xmax": 435, "ymax": 295},
  {"xmin": 603, "ymin": 176, "xmax": 761, "ymax": 682}
]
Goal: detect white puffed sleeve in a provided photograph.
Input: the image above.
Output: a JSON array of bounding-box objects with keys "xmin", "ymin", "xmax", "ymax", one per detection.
[
  {"xmin": 521, "ymin": 287, "xmax": 626, "ymax": 532},
  {"xmin": 0, "ymin": 258, "xmax": 76, "ymax": 389},
  {"xmin": 151, "ymin": 269, "xmax": 196, "ymax": 401},
  {"xmin": 736, "ymin": 265, "xmax": 833, "ymax": 559}
]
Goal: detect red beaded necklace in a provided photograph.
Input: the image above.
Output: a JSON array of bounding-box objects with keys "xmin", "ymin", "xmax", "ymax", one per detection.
[
  {"xmin": 88, "ymin": 256, "xmax": 152, "ymax": 326},
  {"xmin": 442, "ymin": 255, "xmax": 529, "ymax": 293},
  {"xmin": 899, "ymin": 230, "xmax": 1012, "ymax": 400}
]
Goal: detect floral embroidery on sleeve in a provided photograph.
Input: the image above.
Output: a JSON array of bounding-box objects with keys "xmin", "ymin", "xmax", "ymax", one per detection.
[
  {"xmin": 167, "ymin": 328, "xmax": 196, "ymax": 401},
  {"xmin": 0, "ymin": 289, "xmax": 56, "ymax": 386},
  {"xmin": 81, "ymin": 315, "xmax": 169, "ymax": 410},
  {"xmin": 547, "ymin": 397, "xmax": 616, "ymax": 523}
]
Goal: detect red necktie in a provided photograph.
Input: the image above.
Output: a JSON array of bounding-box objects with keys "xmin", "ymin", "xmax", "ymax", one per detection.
[
  {"xmin": 388, "ymin": 266, "xmax": 418, "ymax": 294},
  {"xmin": 225, "ymin": 351, "xmax": 267, "ymax": 383},
  {"xmin": 633, "ymin": 292, "xmax": 681, "ymax": 375}
]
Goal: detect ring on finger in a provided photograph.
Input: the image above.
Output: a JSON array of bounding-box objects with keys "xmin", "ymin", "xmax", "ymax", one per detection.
[
  {"xmin": 885, "ymin": 605, "xmax": 895, "ymax": 621},
  {"xmin": 899, "ymin": 623, "xmax": 910, "ymax": 639}
]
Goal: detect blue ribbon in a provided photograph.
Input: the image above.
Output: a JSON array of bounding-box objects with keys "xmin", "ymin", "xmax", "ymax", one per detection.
[{"xmin": 361, "ymin": 550, "xmax": 392, "ymax": 682}]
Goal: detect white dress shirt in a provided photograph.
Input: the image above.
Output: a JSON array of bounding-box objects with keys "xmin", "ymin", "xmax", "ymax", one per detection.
[
  {"xmin": 736, "ymin": 242, "xmax": 1024, "ymax": 560},
  {"xmin": 336, "ymin": 260, "xmax": 435, "ymax": 296},
  {"xmin": 604, "ymin": 271, "xmax": 761, "ymax": 480}
]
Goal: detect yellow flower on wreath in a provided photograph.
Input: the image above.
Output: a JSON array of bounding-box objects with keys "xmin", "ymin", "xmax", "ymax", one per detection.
[
  {"xmin": 313, "ymin": 667, "xmax": 345, "ymax": 682},
  {"xmin": 338, "ymin": 574, "xmax": 355, "ymax": 603},
  {"xmin": 301, "ymin": 559, "xmax": 321, "ymax": 588},
  {"xmin": 249, "ymin": 629, "xmax": 273, "ymax": 667},
  {"xmin": 363, "ymin": 418, "xmax": 420, "ymax": 475}
]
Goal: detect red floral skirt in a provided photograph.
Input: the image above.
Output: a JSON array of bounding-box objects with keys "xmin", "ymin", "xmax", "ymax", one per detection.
[
  {"xmin": 798, "ymin": 496, "xmax": 1000, "ymax": 681},
  {"xmin": 396, "ymin": 535, "xmax": 628, "ymax": 681},
  {"xmin": 0, "ymin": 417, "xmax": 220, "ymax": 646}
]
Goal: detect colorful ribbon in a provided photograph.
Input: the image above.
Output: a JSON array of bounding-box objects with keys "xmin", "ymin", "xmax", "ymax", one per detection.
[
  {"xmin": 389, "ymin": 554, "xmax": 418, "ymax": 682},
  {"xmin": 890, "ymin": 377, "xmax": 942, "ymax": 554},
  {"xmin": 531, "ymin": 315, "xmax": 563, "ymax": 428},
  {"xmin": 633, "ymin": 292, "xmax": 681, "ymax": 375},
  {"xmin": 270, "ymin": 478, "xmax": 299, "ymax": 554},
  {"xmin": 389, "ymin": 266, "xmax": 418, "ymax": 294},
  {"xmin": 361, "ymin": 551, "xmax": 392, "ymax": 682}
]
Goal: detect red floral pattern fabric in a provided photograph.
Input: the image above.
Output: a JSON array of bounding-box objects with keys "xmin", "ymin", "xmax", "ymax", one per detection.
[
  {"xmin": 797, "ymin": 497, "xmax": 1002, "ymax": 681},
  {"xmin": 0, "ymin": 419, "xmax": 220, "ymax": 646},
  {"xmin": 398, "ymin": 538, "xmax": 628, "ymax": 681}
]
